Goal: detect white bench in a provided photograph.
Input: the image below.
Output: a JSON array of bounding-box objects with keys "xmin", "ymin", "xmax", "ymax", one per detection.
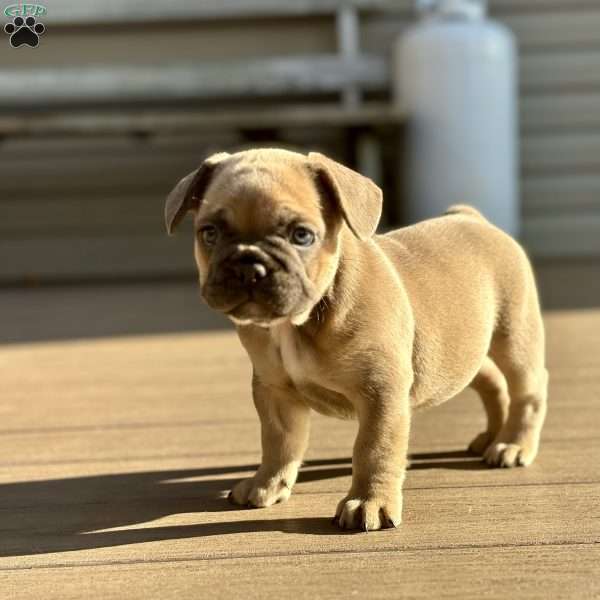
[
  {"xmin": 2, "ymin": 0, "xmax": 398, "ymax": 108},
  {"xmin": 0, "ymin": 0, "xmax": 404, "ymax": 183}
]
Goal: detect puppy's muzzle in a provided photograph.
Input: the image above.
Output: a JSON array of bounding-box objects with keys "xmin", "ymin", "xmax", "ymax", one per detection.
[
  {"xmin": 228, "ymin": 253, "xmax": 269, "ymax": 286},
  {"xmin": 203, "ymin": 241, "xmax": 315, "ymax": 322},
  {"xmin": 203, "ymin": 244, "xmax": 277, "ymax": 311}
]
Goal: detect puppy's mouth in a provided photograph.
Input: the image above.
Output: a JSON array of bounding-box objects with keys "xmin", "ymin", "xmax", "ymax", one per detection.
[
  {"xmin": 205, "ymin": 281, "xmax": 312, "ymax": 328},
  {"xmin": 226, "ymin": 300, "xmax": 289, "ymax": 328}
]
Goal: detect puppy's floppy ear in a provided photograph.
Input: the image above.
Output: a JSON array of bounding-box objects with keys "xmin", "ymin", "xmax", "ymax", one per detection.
[
  {"xmin": 164, "ymin": 152, "xmax": 230, "ymax": 235},
  {"xmin": 308, "ymin": 152, "xmax": 382, "ymax": 240}
]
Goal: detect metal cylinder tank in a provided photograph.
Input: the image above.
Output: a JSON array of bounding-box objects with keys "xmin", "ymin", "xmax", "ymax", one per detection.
[{"xmin": 394, "ymin": 0, "xmax": 519, "ymax": 234}]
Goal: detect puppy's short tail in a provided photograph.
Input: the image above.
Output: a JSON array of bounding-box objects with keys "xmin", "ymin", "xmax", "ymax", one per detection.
[{"xmin": 444, "ymin": 204, "xmax": 486, "ymax": 220}]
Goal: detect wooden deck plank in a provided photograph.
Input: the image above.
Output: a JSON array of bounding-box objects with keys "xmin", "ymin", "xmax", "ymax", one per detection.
[
  {"xmin": 0, "ymin": 436, "xmax": 597, "ymax": 491},
  {"xmin": 0, "ymin": 396, "xmax": 597, "ymax": 466},
  {"xmin": 0, "ymin": 377, "xmax": 595, "ymax": 435},
  {"xmin": 0, "ymin": 370, "xmax": 596, "ymax": 432},
  {"xmin": 0, "ymin": 482, "xmax": 598, "ymax": 568},
  {"xmin": 0, "ymin": 436, "xmax": 598, "ymax": 515},
  {"xmin": 2, "ymin": 544, "xmax": 598, "ymax": 600},
  {"xmin": 2, "ymin": 323, "xmax": 598, "ymax": 432},
  {"xmin": 1, "ymin": 289, "xmax": 599, "ymax": 596}
]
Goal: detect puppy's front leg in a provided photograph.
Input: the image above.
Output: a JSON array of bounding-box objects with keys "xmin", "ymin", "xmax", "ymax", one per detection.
[
  {"xmin": 229, "ymin": 376, "xmax": 310, "ymax": 508},
  {"xmin": 335, "ymin": 383, "xmax": 411, "ymax": 531}
]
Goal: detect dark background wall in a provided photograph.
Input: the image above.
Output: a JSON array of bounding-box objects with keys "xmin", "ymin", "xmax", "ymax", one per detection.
[{"xmin": 2, "ymin": 0, "xmax": 599, "ymax": 283}]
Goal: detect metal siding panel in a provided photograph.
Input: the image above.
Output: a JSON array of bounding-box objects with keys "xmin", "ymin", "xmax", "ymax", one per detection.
[
  {"xmin": 522, "ymin": 133, "xmax": 600, "ymax": 175},
  {"xmin": 521, "ymin": 50, "xmax": 600, "ymax": 92},
  {"xmin": 521, "ymin": 214, "xmax": 600, "ymax": 257},
  {"xmin": 500, "ymin": 10, "xmax": 600, "ymax": 49},
  {"xmin": 521, "ymin": 93, "xmax": 600, "ymax": 131},
  {"xmin": 523, "ymin": 175, "xmax": 600, "ymax": 215}
]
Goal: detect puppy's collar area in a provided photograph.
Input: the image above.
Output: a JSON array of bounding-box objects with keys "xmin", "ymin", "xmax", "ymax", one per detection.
[{"xmin": 290, "ymin": 307, "xmax": 313, "ymax": 326}]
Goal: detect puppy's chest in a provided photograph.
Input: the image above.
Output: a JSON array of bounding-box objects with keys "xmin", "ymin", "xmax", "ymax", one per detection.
[
  {"xmin": 269, "ymin": 326, "xmax": 355, "ymax": 419},
  {"xmin": 272, "ymin": 326, "xmax": 308, "ymax": 385}
]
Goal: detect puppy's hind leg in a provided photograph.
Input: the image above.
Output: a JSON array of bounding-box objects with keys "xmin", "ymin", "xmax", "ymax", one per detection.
[
  {"xmin": 467, "ymin": 356, "xmax": 510, "ymax": 456},
  {"xmin": 485, "ymin": 313, "xmax": 548, "ymax": 468}
]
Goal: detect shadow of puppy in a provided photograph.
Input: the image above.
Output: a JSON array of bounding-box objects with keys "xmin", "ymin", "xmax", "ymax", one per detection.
[{"xmin": 0, "ymin": 451, "xmax": 483, "ymax": 556}]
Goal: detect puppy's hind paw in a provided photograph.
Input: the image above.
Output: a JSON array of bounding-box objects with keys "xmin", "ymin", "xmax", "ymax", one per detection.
[
  {"xmin": 228, "ymin": 476, "xmax": 291, "ymax": 508},
  {"xmin": 483, "ymin": 442, "xmax": 536, "ymax": 468}
]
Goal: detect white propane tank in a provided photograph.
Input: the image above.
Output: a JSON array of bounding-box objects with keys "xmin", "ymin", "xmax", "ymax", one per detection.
[{"xmin": 394, "ymin": 0, "xmax": 519, "ymax": 234}]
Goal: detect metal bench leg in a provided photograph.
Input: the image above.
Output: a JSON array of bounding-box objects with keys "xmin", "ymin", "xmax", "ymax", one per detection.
[
  {"xmin": 336, "ymin": 6, "xmax": 360, "ymax": 109},
  {"xmin": 356, "ymin": 131, "xmax": 382, "ymax": 187}
]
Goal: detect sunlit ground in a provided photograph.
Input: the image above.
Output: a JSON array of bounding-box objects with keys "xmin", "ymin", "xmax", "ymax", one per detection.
[{"xmin": 0, "ymin": 260, "xmax": 599, "ymax": 598}]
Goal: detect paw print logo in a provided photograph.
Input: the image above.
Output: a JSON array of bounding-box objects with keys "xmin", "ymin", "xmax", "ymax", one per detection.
[{"xmin": 4, "ymin": 15, "xmax": 45, "ymax": 48}]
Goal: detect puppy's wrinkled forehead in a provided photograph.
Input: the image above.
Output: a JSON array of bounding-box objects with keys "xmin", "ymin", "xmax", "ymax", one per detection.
[{"xmin": 198, "ymin": 156, "xmax": 323, "ymax": 235}]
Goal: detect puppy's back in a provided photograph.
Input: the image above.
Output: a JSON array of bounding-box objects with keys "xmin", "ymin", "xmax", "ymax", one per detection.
[
  {"xmin": 377, "ymin": 204, "xmax": 526, "ymax": 284},
  {"xmin": 374, "ymin": 206, "xmax": 538, "ymax": 403}
]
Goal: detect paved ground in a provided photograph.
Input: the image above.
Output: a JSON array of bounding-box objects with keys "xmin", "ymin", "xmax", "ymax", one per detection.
[{"xmin": 1, "ymin": 261, "xmax": 599, "ymax": 598}]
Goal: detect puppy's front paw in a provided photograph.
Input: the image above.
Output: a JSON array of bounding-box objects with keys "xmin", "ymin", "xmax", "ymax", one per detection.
[
  {"xmin": 483, "ymin": 442, "xmax": 536, "ymax": 468},
  {"xmin": 228, "ymin": 476, "xmax": 291, "ymax": 508},
  {"xmin": 333, "ymin": 495, "xmax": 401, "ymax": 532}
]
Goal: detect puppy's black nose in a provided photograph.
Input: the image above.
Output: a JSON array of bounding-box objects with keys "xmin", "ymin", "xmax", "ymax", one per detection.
[{"xmin": 232, "ymin": 261, "xmax": 268, "ymax": 285}]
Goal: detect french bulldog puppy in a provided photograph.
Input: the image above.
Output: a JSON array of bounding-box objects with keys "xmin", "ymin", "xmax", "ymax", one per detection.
[{"xmin": 165, "ymin": 148, "xmax": 548, "ymax": 531}]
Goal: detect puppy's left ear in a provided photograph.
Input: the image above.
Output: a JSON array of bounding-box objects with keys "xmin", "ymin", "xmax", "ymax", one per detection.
[
  {"xmin": 165, "ymin": 152, "xmax": 230, "ymax": 235},
  {"xmin": 308, "ymin": 152, "xmax": 382, "ymax": 240}
]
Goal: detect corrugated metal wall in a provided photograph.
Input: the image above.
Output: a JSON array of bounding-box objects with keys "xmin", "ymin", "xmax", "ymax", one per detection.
[{"xmin": 1, "ymin": 0, "xmax": 599, "ymax": 282}]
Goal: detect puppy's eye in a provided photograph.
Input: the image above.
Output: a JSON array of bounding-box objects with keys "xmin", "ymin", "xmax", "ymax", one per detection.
[
  {"xmin": 290, "ymin": 226, "xmax": 315, "ymax": 247},
  {"xmin": 199, "ymin": 225, "xmax": 219, "ymax": 246}
]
